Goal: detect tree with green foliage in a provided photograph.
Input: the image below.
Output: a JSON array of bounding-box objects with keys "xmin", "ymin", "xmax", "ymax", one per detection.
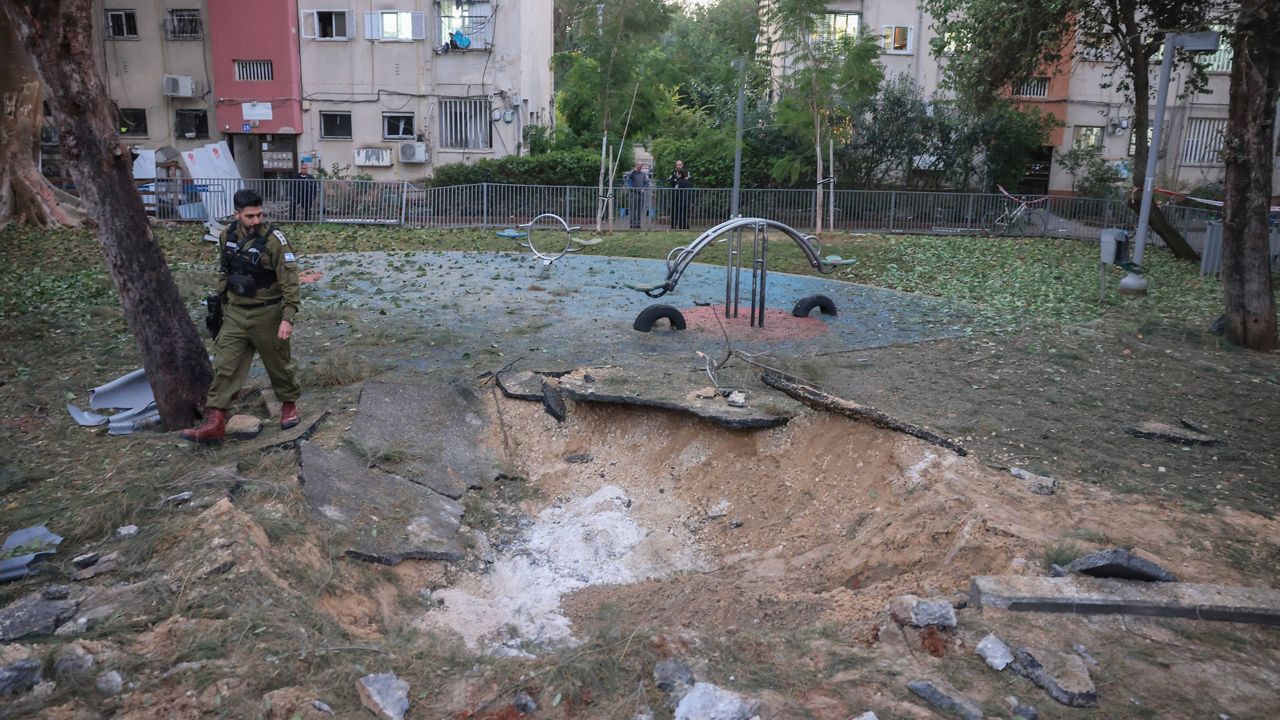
[
  {"xmin": 763, "ymin": 0, "xmax": 883, "ymax": 231},
  {"xmin": 654, "ymin": 0, "xmax": 764, "ymax": 126},
  {"xmin": 923, "ymin": 0, "xmax": 1232, "ymax": 261}
]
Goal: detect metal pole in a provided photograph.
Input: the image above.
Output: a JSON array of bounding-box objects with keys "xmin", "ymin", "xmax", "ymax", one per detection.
[
  {"xmin": 725, "ymin": 229, "xmax": 735, "ymax": 317},
  {"xmin": 731, "ymin": 58, "xmax": 746, "ymax": 218},
  {"xmin": 1122, "ymin": 33, "xmax": 1176, "ymax": 295}
]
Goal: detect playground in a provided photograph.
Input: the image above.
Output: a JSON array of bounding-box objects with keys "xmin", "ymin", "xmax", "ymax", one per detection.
[{"xmin": 1, "ymin": 220, "xmax": 1278, "ymax": 719}]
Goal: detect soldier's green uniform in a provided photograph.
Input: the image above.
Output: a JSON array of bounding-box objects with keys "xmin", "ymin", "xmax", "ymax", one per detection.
[{"xmin": 206, "ymin": 222, "xmax": 301, "ymax": 409}]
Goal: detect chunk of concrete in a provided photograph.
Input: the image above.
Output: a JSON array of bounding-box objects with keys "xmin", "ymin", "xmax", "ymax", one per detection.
[
  {"xmin": 70, "ymin": 551, "xmax": 121, "ymax": 581},
  {"xmin": 1067, "ymin": 548, "xmax": 1177, "ymax": 582},
  {"xmin": 970, "ymin": 575, "xmax": 1280, "ymax": 625},
  {"xmin": 1009, "ymin": 467, "xmax": 1058, "ymax": 495},
  {"xmin": 541, "ymin": 379, "xmax": 568, "ymax": 422},
  {"xmin": 348, "ymin": 381, "xmax": 498, "ymax": 499},
  {"xmin": 673, "ymin": 682, "xmax": 760, "ymax": 720},
  {"xmin": 906, "ymin": 679, "xmax": 983, "ymax": 720},
  {"xmin": 654, "ymin": 658, "xmax": 695, "ymax": 695},
  {"xmin": 0, "ymin": 587, "xmax": 78, "ymax": 641},
  {"xmin": 0, "ymin": 659, "xmax": 42, "ymax": 697},
  {"xmin": 96, "ymin": 669, "xmax": 123, "ymax": 695},
  {"xmin": 495, "ymin": 370, "xmax": 546, "ymax": 401},
  {"xmin": 357, "ymin": 673, "xmax": 409, "ymax": 720},
  {"xmin": 976, "ymin": 632, "xmax": 1013, "ymax": 671},
  {"xmin": 225, "ymin": 414, "xmax": 262, "ymax": 439},
  {"xmin": 887, "ymin": 595, "xmax": 957, "ymax": 628},
  {"xmin": 301, "ymin": 443, "xmax": 465, "ymax": 564},
  {"xmin": 558, "ymin": 367, "xmax": 801, "ymax": 429},
  {"xmin": 1011, "ymin": 646, "xmax": 1097, "ymax": 707}
]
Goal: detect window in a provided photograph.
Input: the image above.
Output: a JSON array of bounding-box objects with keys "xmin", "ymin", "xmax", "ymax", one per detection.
[
  {"xmin": 234, "ymin": 60, "xmax": 274, "ymax": 81},
  {"xmin": 364, "ymin": 11, "xmax": 426, "ymax": 41},
  {"xmin": 165, "ymin": 9, "xmax": 202, "ymax": 39},
  {"xmin": 1204, "ymin": 26, "xmax": 1232, "ymax": 73},
  {"xmin": 1127, "ymin": 123, "xmax": 1168, "ymax": 157},
  {"xmin": 302, "ymin": 10, "xmax": 352, "ymax": 40},
  {"xmin": 1073, "ymin": 126, "xmax": 1104, "ymax": 149},
  {"xmin": 174, "ymin": 109, "xmax": 208, "ymax": 139},
  {"xmin": 812, "ymin": 12, "xmax": 859, "ymax": 48},
  {"xmin": 117, "ymin": 108, "xmax": 147, "ymax": 136},
  {"xmin": 880, "ymin": 25, "xmax": 913, "ymax": 53},
  {"xmin": 439, "ymin": 1, "xmax": 493, "ymax": 49},
  {"xmin": 440, "ymin": 98, "xmax": 491, "ymax": 150},
  {"xmin": 1015, "ymin": 77, "xmax": 1050, "ymax": 98},
  {"xmin": 383, "ymin": 112, "xmax": 415, "ymax": 139},
  {"xmin": 105, "ymin": 9, "xmax": 138, "ymax": 39},
  {"xmin": 320, "ymin": 111, "xmax": 353, "ymax": 139},
  {"xmin": 1182, "ymin": 117, "xmax": 1227, "ymax": 165}
]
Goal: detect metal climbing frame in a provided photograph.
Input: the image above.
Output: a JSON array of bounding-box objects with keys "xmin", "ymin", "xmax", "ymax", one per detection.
[{"xmin": 627, "ymin": 217, "xmax": 855, "ymax": 327}]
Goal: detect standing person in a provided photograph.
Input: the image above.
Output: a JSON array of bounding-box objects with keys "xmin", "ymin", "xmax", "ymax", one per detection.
[
  {"xmin": 182, "ymin": 189, "xmax": 302, "ymax": 442},
  {"xmin": 668, "ymin": 159, "xmax": 692, "ymax": 229},
  {"xmin": 623, "ymin": 161, "xmax": 650, "ymax": 229},
  {"xmin": 290, "ymin": 163, "xmax": 318, "ymax": 221}
]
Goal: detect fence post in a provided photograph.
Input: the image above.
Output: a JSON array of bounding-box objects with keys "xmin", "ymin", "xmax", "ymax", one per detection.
[
  {"xmin": 888, "ymin": 191, "xmax": 897, "ymax": 233},
  {"xmin": 482, "ymin": 183, "xmax": 490, "ymax": 227},
  {"xmin": 399, "ymin": 182, "xmax": 408, "ymax": 226}
]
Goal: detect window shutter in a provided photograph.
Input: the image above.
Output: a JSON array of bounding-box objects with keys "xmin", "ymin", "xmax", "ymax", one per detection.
[
  {"xmin": 906, "ymin": 27, "xmax": 915, "ymax": 53},
  {"xmin": 339, "ymin": 11, "xmax": 352, "ymax": 39},
  {"xmin": 365, "ymin": 12, "xmax": 380, "ymax": 40},
  {"xmin": 301, "ymin": 10, "xmax": 316, "ymax": 39},
  {"xmin": 411, "ymin": 12, "xmax": 426, "ymax": 40}
]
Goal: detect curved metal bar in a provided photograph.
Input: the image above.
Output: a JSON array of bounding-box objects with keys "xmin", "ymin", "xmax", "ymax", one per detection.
[
  {"xmin": 634, "ymin": 217, "xmax": 845, "ymax": 298},
  {"xmin": 518, "ymin": 212, "xmax": 582, "ymax": 265}
]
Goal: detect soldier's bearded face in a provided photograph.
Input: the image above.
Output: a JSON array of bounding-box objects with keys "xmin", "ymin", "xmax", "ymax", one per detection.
[{"xmin": 238, "ymin": 205, "xmax": 264, "ymax": 230}]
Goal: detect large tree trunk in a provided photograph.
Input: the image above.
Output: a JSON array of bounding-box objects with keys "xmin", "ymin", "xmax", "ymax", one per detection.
[
  {"xmin": 1219, "ymin": 0, "xmax": 1279, "ymax": 351},
  {"xmin": 0, "ymin": 10, "xmax": 82, "ymax": 229},
  {"xmin": 3, "ymin": 0, "xmax": 212, "ymax": 428}
]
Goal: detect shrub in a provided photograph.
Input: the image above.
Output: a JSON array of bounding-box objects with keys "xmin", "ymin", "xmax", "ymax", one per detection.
[{"xmin": 429, "ymin": 149, "xmax": 605, "ymax": 187}]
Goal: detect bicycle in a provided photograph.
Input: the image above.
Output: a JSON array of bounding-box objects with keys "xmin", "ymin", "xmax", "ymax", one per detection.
[{"xmin": 985, "ymin": 185, "xmax": 1049, "ymax": 236}]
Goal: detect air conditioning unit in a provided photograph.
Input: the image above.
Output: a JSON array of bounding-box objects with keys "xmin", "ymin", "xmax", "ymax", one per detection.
[
  {"xmin": 162, "ymin": 74, "xmax": 196, "ymax": 97},
  {"xmin": 399, "ymin": 141, "xmax": 428, "ymax": 163}
]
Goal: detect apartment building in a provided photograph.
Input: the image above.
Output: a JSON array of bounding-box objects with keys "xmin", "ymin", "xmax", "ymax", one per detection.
[
  {"xmin": 764, "ymin": 1, "xmax": 1269, "ymax": 196},
  {"xmin": 83, "ymin": 0, "xmax": 552, "ymax": 181}
]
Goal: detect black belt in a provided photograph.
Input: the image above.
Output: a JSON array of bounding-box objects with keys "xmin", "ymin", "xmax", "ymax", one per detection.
[{"xmin": 235, "ymin": 297, "xmax": 282, "ymax": 309}]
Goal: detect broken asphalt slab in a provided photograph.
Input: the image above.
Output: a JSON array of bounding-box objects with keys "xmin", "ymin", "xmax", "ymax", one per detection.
[
  {"xmin": 1067, "ymin": 548, "xmax": 1177, "ymax": 582},
  {"xmin": 556, "ymin": 366, "xmax": 804, "ymax": 429},
  {"xmin": 0, "ymin": 586, "xmax": 78, "ymax": 642},
  {"xmin": 1127, "ymin": 421, "xmax": 1221, "ymax": 446},
  {"xmin": 970, "ymin": 575, "xmax": 1280, "ymax": 625},
  {"xmin": 300, "ymin": 443, "xmax": 465, "ymax": 564},
  {"xmin": 347, "ymin": 381, "xmax": 498, "ymax": 499}
]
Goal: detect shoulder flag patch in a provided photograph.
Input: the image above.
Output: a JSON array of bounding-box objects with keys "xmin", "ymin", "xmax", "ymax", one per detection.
[
  {"xmin": 272, "ymin": 229, "xmax": 289, "ymax": 246},
  {"xmin": 283, "ymin": 252, "xmax": 297, "ymax": 263}
]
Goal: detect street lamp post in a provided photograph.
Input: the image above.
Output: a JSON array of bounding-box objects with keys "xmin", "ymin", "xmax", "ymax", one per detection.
[{"xmin": 1120, "ymin": 30, "xmax": 1221, "ymax": 296}]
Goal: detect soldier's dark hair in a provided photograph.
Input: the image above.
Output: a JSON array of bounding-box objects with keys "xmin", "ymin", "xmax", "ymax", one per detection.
[{"xmin": 233, "ymin": 189, "xmax": 264, "ymax": 211}]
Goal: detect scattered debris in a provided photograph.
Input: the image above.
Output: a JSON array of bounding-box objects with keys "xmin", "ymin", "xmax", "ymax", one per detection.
[
  {"xmin": 541, "ymin": 378, "xmax": 568, "ymax": 422},
  {"xmin": 725, "ymin": 390, "xmax": 746, "ymax": 407},
  {"xmin": 0, "ymin": 525, "xmax": 62, "ymax": 582},
  {"xmin": 96, "ymin": 669, "xmax": 123, "ymax": 695},
  {"xmin": 694, "ymin": 386, "xmax": 718, "ymax": 399},
  {"xmin": 1127, "ymin": 421, "xmax": 1221, "ymax": 446},
  {"xmin": 71, "ymin": 552, "xmax": 100, "ymax": 569},
  {"xmin": 115, "ymin": 525, "xmax": 139, "ymax": 538},
  {"xmin": 1011, "ymin": 646, "xmax": 1098, "ymax": 707},
  {"xmin": 0, "ymin": 585, "xmax": 78, "ymax": 641},
  {"xmin": 66, "ymin": 366, "xmax": 160, "ymax": 435},
  {"xmin": 1005, "ymin": 695, "xmax": 1039, "ymax": 720},
  {"xmin": 1067, "ymin": 548, "xmax": 1177, "ymax": 582},
  {"xmin": 1049, "ymin": 564, "xmax": 1069, "ymax": 577},
  {"xmin": 225, "ymin": 414, "xmax": 262, "ymax": 439},
  {"xmin": 70, "ymin": 551, "xmax": 121, "ymax": 581},
  {"xmin": 852, "ymin": 713, "xmax": 879, "ymax": 720},
  {"xmin": 887, "ymin": 595, "xmax": 957, "ymax": 628},
  {"xmin": 654, "ymin": 658, "xmax": 695, "ymax": 696},
  {"xmin": 512, "ymin": 690, "xmax": 538, "ymax": 714},
  {"xmin": 53, "ymin": 644, "xmax": 96, "ymax": 678},
  {"xmin": 312, "ymin": 699, "xmax": 334, "ymax": 715},
  {"xmin": 976, "ymin": 633, "xmax": 1014, "ymax": 671},
  {"xmin": 1009, "ymin": 467, "xmax": 1058, "ymax": 495},
  {"xmin": 564, "ymin": 453, "xmax": 594, "ymax": 464},
  {"xmin": 673, "ymin": 682, "xmax": 760, "ymax": 720},
  {"xmin": 1073, "ymin": 643, "xmax": 1100, "ymax": 666},
  {"xmin": 906, "ymin": 679, "xmax": 983, "ymax": 720},
  {"xmin": 761, "ymin": 370, "xmax": 967, "ymax": 455},
  {"xmin": 1179, "ymin": 417, "xmax": 1211, "ymax": 434},
  {"xmin": 54, "ymin": 603, "xmax": 117, "ymax": 638},
  {"xmin": 358, "ymin": 672, "xmax": 410, "ymax": 720},
  {"xmin": 970, "ymin": 575, "xmax": 1280, "ymax": 624},
  {"xmin": 0, "ymin": 659, "xmax": 42, "ymax": 697},
  {"xmin": 161, "ymin": 491, "xmax": 194, "ymax": 507},
  {"xmin": 706, "ymin": 499, "xmax": 731, "ymax": 519}
]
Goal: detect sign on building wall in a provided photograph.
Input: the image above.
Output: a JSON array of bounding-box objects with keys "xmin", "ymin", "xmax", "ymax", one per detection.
[{"xmin": 242, "ymin": 102, "xmax": 273, "ymax": 121}]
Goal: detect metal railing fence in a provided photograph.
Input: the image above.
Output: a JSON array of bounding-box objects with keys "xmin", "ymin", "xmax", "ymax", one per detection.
[{"xmin": 144, "ymin": 178, "xmax": 1222, "ymax": 244}]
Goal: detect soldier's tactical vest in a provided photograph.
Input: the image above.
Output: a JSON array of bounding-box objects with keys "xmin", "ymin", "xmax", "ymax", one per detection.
[{"xmin": 221, "ymin": 221, "xmax": 278, "ymax": 297}]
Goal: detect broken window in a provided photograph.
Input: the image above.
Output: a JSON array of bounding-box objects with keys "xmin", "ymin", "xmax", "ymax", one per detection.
[
  {"xmin": 383, "ymin": 112, "xmax": 415, "ymax": 140},
  {"xmin": 106, "ymin": 9, "xmax": 138, "ymax": 39},
  {"xmin": 175, "ymin": 109, "xmax": 208, "ymax": 139},
  {"xmin": 438, "ymin": 1, "xmax": 493, "ymax": 49}
]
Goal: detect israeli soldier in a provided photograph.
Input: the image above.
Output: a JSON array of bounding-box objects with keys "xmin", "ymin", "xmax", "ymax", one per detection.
[{"xmin": 182, "ymin": 188, "xmax": 301, "ymax": 442}]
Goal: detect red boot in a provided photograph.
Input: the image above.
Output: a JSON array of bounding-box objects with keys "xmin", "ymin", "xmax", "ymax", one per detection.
[
  {"xmin": 280, "ymin": 402, "xmax": 299, "ymax": 430},
  {"xmin": 181, "ymin": 408, "xmax": 227, "ymax": 443}
]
